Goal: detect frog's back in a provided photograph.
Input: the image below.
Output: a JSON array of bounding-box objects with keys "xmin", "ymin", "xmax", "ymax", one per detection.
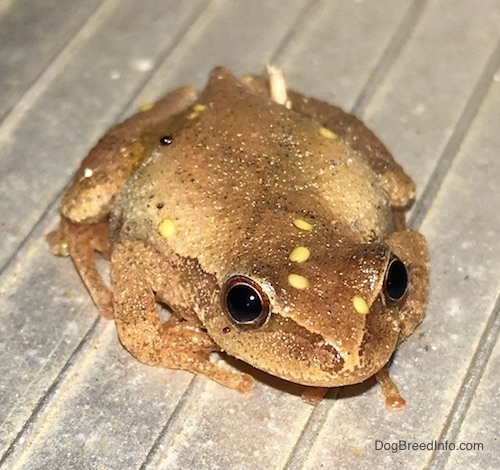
[{"xmin": 112, "ymin": 68, "xmax": 394, "ymax": 277}]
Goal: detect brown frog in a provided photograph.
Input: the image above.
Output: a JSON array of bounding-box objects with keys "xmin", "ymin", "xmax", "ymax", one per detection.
[{"xmin": 48, "ymin": 67, "xmax": 429, "ymax": 409}]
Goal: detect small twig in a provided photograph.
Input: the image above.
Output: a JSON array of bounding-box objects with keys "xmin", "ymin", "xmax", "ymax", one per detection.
[{"xmin": 267, "ymin": 64, "xmax": 292, "ymax": 108}]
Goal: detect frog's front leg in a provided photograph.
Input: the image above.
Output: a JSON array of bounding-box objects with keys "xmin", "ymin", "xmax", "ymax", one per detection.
[
  {"xmin": 48, "ymin": 218, "xmax": 114, "ymax": 318},
  {"xmin": 375, "ymin": 364, "xmax": 406, "ymax": 411},
  {"xmin": 111, "ymin": 239, "xmax": 255, "ymax": 393},
  {"xmin": 48, "ymin": 85, "xmax": 198, "ymax": 319}
]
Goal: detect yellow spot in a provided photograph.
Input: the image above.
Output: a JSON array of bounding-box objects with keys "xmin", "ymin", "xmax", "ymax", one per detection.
[
  {"xmin": 318, "ymin": 127, "xmax": 338, "ymax": 140},
  {"xmin": 352, "ymin": 295, "xmax": 370, "ymax": 315},
  {"xmin": 158, "ymin": 218, "xmax": 176, "ymax": 238},
  {"xmin": 293, "ymin": 218, "xmax": 313, "ymax": 231},
  {"xmin": 194, "ymin": 104, "xmax": 207, "ymax": 112},
  {"xmin": 187, "ymin": 103, "xmax": 207, "ymax": 119},
  {"xmin": 289, "ymin": 246, "xmax": 310, "ymax": 263},
  {"xmin": 288, "ymin": 274, "xmax": 309, "ymax": 290},
  {"xmin": 138, "ymin": 101, "xmax": 155, "ymax": 112}
]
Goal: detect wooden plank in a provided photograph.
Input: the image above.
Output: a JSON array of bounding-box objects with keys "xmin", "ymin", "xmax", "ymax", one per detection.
[
  {"xmin": 0, "ymin": 0, "xmax": 102, "ymax": 120},
  {"xmin": 0, "ymin": 0, "xmax": 208, "ymax": 269},
  {"xmin": 0, "ymin": 0, "xmax": 209, "ymax": 459},
  {"xmin": 298, "ymin": 58, "xmax": 500, "ymax": 468},
  {"xmin": 0, "ymin": 0, "xmax": 498, "ymax": 468}
]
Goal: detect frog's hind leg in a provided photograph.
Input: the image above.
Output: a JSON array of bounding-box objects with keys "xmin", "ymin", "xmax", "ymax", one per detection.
[
  {"xmin": 110, "ymin": 239, "xmax": 255, "ymax": 393},
  {"xmin": 289, "ymin": 92, "xmax": 416, "ymax": 209},
  {"xmin": 61, "ymin": 85, "xmax": 198, "ymax": 225},
  {"xmin": 392, "ymin": 208, "xmax": 407, "ymax": 231},
  {"xmin": 242, "ymin": 74, "xmax": 415, "ymax": 209}
]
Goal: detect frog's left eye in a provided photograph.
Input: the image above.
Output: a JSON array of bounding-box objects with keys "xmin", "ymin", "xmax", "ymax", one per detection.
[
  {"xmin": 221, "ymin": 276, "xmax": 270, "ymax": 328},
  {"xmin": 383, "ymin": 257, "xmax": 409, "ymax": 305},
  {"xmin": 159, "ymin": 135, "xmax": 173, "ymax": 145}
]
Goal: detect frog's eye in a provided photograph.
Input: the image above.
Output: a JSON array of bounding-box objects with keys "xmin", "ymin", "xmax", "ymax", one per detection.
[
  {"xmin": 383, "ymin": 257, "xmax": 409, "ymax": 305},
  {"xmin": 159, "ymin": 135, "xmax": 173, "ymax": 145},
  {"xmin": 221, "ymin": 276, "xmax": 270, "ymax": 328}
]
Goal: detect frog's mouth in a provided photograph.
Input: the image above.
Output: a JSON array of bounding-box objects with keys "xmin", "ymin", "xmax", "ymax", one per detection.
[
  {"xmin": 272, "ymin": 296, "xmax": 400, "ymax": 387},
  {"xmin": 210, "ymin": 282, "xmax": 402, "ymax": 387},
  {"xmin": 209, "ymin": 234, "xmax": 421, "ymax": 386}
]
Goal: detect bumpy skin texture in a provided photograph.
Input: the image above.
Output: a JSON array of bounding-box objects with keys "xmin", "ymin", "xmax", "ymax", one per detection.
[{"xmin": 49, "ymin": 67, "xmax": 429, "ymax": 408}]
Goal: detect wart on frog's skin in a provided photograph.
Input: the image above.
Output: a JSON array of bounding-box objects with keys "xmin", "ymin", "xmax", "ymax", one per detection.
[{"xmin": 48, "ymin": 66, "xmax": 429, "ymax": 410}]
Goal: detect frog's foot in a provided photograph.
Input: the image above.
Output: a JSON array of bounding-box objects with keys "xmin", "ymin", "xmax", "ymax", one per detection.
[
  {"xmin": 375, "ymin": 364, "xmax": 406, "ymax": 411},
  {"xmin": 161, "ymin": 321, "xmax": 254, "ymax": 393},
  {"xmin": 191, "ymin": 356, "xmax": 255, "ymax": 393},
  {"xmin": 111, "ymin": 239, "xmax": 255, "ymax": 393},
  {"xmin": 48, "ymin": 218, "xmax": 114, "ymax": 319}
]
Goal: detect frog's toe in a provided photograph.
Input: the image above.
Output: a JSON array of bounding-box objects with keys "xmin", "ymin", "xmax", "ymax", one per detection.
[
  {"xmin": 235, "ymin": 372, "xmax": 255, "ymax": 393},
  {"xmin": 375, "ymin": 364, "xmax": 406, "ymax": 411},
  {"xmin": 46, "ymin": 226, "xmax": 70, "ymax": 257},
  {"xmin": 190, "ymin": 356, "xmax": 255, "ymax": 393}
]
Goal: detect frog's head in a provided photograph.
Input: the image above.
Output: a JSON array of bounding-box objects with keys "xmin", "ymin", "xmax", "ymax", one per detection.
[{"xmin": 203, "ymin": 212, "xmax": 428, "ymax": 387}]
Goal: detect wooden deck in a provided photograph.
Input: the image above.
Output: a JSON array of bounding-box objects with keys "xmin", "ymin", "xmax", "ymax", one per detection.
[{"xmin": 0, "ymin": 1, "xmax": 498, "ymax": 468}]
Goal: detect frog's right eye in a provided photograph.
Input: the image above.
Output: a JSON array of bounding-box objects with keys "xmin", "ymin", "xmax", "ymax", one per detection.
[{"xmin": 221, "ymin": 276, "xmax": 270, "ymax": 328}]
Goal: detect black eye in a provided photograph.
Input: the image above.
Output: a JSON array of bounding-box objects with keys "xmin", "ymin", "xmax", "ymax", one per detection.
[
  {"xmin": 160, "ymin": 135, "xmax": 173, "ymax": 145},
  {"xmin": 222, "ymin": 276, "xmax": 270, "ymax": 328},
  {"xmin": 383, "ymin": 257, "xmax": 409, "ymax": 305}
]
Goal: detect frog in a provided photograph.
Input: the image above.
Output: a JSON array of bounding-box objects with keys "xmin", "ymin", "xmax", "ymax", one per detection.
[{"xmin": 48, "ymin": 66, "xmax": 429, "ymax": 410}]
